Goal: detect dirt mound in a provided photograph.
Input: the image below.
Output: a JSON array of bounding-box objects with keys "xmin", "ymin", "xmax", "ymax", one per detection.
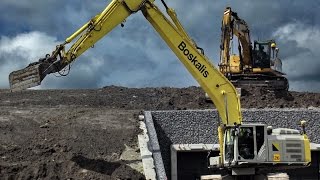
[
  {"xmin": 0, "ymin": 86, "xmax": 319, "ymax": 179},
  {"xmin": 240, "ymin": 87, "xmax": 320, "ymax": 108},
  {"xmin": 0, "ymin": 107, "xmax": 144, "ymax": 180}
]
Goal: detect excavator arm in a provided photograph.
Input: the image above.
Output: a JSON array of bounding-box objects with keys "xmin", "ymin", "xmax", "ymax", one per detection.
[
  {"xmin": 9, "ymin": 0, "xmax": 139, "ymax": 91},
  {"xmin": 141, "ymin": 2, "xmax": 241, "ymax": 126},
  {"xmin": 220, "ymin": 7, "xmax": 252, "ymax": 70},
  {"xmin": 9, "ymin": 0, "xmax": 242, "ymax": 166},
  {"xmin": 9, "ymin": 0, "xmax": 241, "ymax": 126}
]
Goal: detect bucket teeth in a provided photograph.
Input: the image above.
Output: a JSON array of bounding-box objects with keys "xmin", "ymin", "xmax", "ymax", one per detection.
[{"xmin": 9, "ymin": 64, "xmax": 42, "ymax": 92}]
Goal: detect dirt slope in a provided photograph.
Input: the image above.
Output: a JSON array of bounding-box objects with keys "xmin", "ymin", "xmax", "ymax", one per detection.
[{"xmin": 0, "ymin": 86, "xmax": 319, "ymax": 179}]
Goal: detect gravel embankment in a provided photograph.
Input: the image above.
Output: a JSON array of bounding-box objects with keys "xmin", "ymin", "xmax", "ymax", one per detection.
[{"xmin": 151, "ymin": 108, "xmax": 320, "ymax": 178}]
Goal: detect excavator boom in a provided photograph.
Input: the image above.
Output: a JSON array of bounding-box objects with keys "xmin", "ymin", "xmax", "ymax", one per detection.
[
  {"xmin": 8, "ymin": 0, "xmax": 242, "ymax": 169},
  {"xmin": 9, "ymin": 0, "xmax": 243, "ymax": 167},
  {"xmin": 9, "ymin": 0, "xmax": 241, "ymax": 127}
]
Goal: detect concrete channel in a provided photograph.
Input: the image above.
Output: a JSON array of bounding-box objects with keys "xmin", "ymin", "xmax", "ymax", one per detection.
[{"xmin": 138, "ymin": 108, "xmax": 320, "ymax": 180}]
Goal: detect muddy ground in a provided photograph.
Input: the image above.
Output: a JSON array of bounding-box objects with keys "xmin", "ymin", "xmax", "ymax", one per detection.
[{"xmin": 0, "ymin": 86, "xmax": 319, "ymax": 179}]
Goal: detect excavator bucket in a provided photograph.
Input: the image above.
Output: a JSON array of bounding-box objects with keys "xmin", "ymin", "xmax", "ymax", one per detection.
[
  {"xmin": 9, "ymin": 63, "xmax": 42, "ymax": 92},
  {"xmin": 9, "ymin": 54, "xmax": 67, "ymax": 92}
]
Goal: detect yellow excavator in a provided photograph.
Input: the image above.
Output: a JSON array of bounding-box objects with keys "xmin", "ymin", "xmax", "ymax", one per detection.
[
  {"xmin": 219, "ymin": 7, "xmax": 289, "ymax": 91},
  {"xmin": 9, "ymin": 0, "xmax": 310, "ymax": 178}
]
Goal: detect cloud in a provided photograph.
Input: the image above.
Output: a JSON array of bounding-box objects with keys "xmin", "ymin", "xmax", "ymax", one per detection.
[
  {"xmin": 0, "ymin": 1, "xmax": 201, "ymax": 89},
  {"xmin": 0, "ymin": 31, "xmax": 60, "ymax": 88},
  {"xmin": 273, "ymin": 22, "xmax": 320, "ymax": 92},
  {"xmin": 0, "ymin": 30, "xmax": 195, "ymax": 89},
  {"xmin": 0, "ymin": 1, "xmax": 319, "ymax": 92}
]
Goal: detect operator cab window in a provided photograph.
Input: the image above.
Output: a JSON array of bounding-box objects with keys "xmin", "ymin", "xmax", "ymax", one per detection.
[
  {"xmin": 253, "ymin": 43, "xmax": 271, "ymax": 68},
  {"xmin": 225, "ymin": 129, "xmax": 235, "ymax": 163},
  {"xmin": 238, "ymin": 127, "xmax": 254, "ymax": 159},
  {"xmin": 256, "ymin": 126, "xmax": 265, "ymax": 154}
]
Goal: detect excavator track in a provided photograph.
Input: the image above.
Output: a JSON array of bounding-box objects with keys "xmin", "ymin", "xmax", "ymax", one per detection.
[{"xmin": 229, "ymin": 74, "xmax": 289, "ymax": 91}]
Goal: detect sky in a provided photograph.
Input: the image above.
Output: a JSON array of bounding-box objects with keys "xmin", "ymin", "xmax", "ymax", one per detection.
[{"xmin": 0, "ymin": 0, "xmax": 319, "ymax": 92}]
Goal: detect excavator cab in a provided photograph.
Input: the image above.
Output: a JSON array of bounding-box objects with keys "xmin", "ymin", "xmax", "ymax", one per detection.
[
  {"xmin": 214, "ymin": 123, "xmax": 311, "ymax": 175},
  {"xmin": 222, "ymin": 125, "xmax": 263, "ymax": 169},
  {"xmin": 252, "ymin": 40, "xmax": 273, "ymax": 69},
  {"xmin": 252, "ymin": 40, "xmax": 284, "ymax": 74},
  {"xmin": 223, "ymin": 124, "xmax": 265, "ymax": 167}
]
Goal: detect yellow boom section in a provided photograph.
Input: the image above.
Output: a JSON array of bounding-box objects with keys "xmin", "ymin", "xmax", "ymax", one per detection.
[
  {"xmin": 63, "ymin": 0, "xmax": 145, "ymax": 63},
  {"xmin": 220, "ymin": 7, "xmax": 232, "ymax": 71},
  {"xmin": 220, "ymin": 7, "xmax": 252, "ymax": 68},
  {"xmin": 141, "ymin": 2, "xmax": 241, "ymax": 126},
  {"xmin": 61, "ymin": 0, "xmax": 242, "ymax": 126}
]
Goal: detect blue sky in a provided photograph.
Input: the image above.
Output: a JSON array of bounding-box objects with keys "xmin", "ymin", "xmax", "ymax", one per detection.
[{"xmin": 0, "ymin": 0, "xmax": 319, "ymax": 92}]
